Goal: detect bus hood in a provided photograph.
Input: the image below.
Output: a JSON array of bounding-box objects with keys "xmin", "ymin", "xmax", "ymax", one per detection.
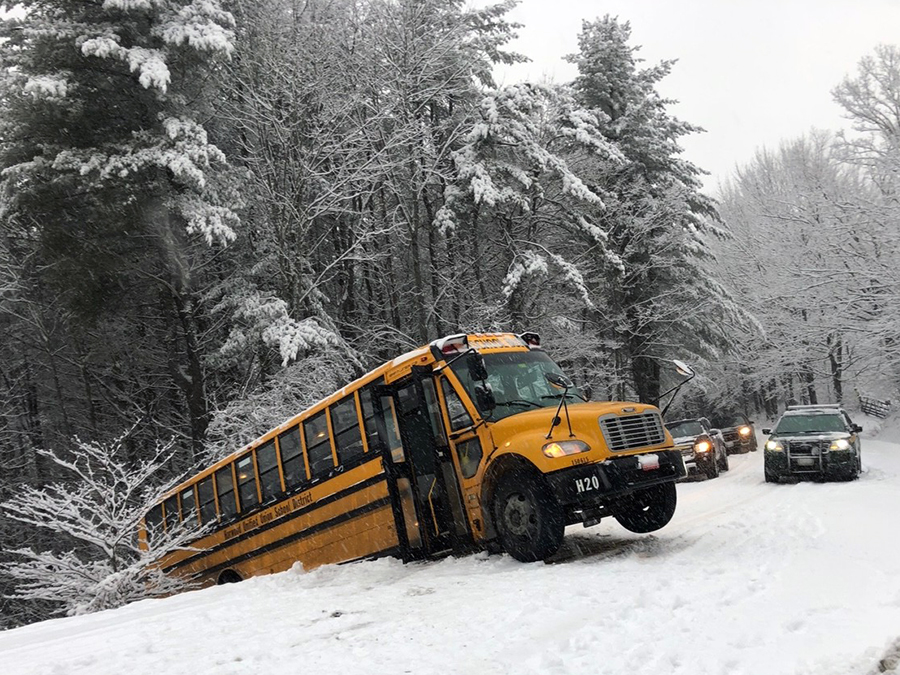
[{"xmin": 486, "ymin": 401, "xmax": 665, "ymax": 447}]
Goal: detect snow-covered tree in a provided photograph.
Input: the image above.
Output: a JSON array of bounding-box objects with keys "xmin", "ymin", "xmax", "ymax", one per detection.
[
  {"xmin": 0, "ymin": 0, "xmax": 240, "ymax": 456},
  {"xmin": 565, "ymin": 15, "xmax": 738, "ymax": 404},
  {"xmin": 0, "ymin": 429, "xmax": 199, "ymax": 617}
]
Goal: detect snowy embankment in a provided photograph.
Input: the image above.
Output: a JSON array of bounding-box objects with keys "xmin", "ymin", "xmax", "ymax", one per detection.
[{"xmin": 3, "ymin": 427, "xmax": 900, "ymax": 675}]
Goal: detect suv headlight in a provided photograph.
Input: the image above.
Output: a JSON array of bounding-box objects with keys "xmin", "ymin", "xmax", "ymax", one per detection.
[
  {"xmin": 765, "ymin": 440, "xmax": 784, "ymax": 451},
  {"xmin": 694, "ymin": 439, "xmax": 712, "ymax": 453},
  {"xmin": 542, "ymin": 440, "xmax": 591, "ymax": 458},
  {"xmin": 829, "ymin": 438, "xmax": 851, "ymax": 451},
  {"xmin": 738, "ymin": 426, "xmax": 752, "ymax": 437}
]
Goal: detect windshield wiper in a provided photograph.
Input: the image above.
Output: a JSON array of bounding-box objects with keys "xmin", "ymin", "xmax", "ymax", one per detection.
[
  {"xmin": 541, "ymin": 392, "xmax": 585, "ymax": 402},
  {"xmin": 495, "ymin": 399, "xmax": 542, "ymax": 409}
]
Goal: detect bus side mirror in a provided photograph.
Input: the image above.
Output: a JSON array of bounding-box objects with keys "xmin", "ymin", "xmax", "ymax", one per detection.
[
  {"xmin": 467, "ymin": 351, "xmax": 488, "ymax": 381},
  {"xmin": 474, "ymin": 382, "xmax": 496, "ymax": 412},
  {"xmin": 762, "ymin": 428, "xmax": 771, "ymax": 435}
]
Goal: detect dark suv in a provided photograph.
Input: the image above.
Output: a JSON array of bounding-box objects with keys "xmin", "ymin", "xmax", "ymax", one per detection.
[
  {"xmin": 711, "ymin": 412, "xmax": 758, "ymax": 454},
  {"xmin": 665, "ymin": 417, "xmax": 729, "ymax": 480},
  {"xmin": 762, "ymin": 405, "xmax": 862, "ymax": 482}
]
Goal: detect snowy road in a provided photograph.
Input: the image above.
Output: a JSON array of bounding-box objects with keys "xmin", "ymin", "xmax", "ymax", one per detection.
[{"xmin": 3, "ymin": 432, "xmax": 900, "ymax": 675}]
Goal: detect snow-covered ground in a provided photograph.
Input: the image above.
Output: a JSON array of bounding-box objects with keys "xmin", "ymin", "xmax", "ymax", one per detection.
[{"xmin": 3, "ymin": 427, "xmax": 900, "ymax": 675}]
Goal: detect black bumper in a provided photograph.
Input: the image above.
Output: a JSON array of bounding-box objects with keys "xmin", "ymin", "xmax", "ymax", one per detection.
[
  {"xmin": 545, "ymin": 450, "xmax": 686, "ymax": 506},
  {"xmin": 764, "ymin": 450, "xmax": 857, "ymax": 479}
]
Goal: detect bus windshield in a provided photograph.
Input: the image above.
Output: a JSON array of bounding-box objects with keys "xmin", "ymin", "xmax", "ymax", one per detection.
[{"xmin": 450, "ymin": 350, "xmax": 575, "ymax": 421}]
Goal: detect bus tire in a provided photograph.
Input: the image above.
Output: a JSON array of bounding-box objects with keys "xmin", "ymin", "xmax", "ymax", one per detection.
[
  {"xmin": 491, "ymin": 470, "xmax": 564, "ymax": 563},
  {"xmin": 613, "ymin": 481, "xmax": 677, "ymax": 534},
  {"xmin": 217, "ymin": 570, "xmax": 242, "ymax": 585}
]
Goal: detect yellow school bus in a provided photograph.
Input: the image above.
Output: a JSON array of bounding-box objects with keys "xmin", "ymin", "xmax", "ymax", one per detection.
[{"xmin": 140, "ymin": 332, "xmax": 687, "ymax": 583}]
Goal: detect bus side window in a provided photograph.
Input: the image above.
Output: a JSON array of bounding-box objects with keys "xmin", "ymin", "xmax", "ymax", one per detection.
[
  {"xmin": 215, "ymin": 465, "xmax": 238, "ymax": 519},
  {"xmin": 440, "ymin": 379, "xmax": 473, "ymax": 431},
  {"xmin": 331, "ymin": 395, "xmax": 364, "ymax": 465},
  {"xmin": 304, "ymin": 411, "xmax": 334, "ymax": 478},
  {"xmin": 236, "ymin": 454, "xmax": 259, "ymax": 510},
  {"xmin": 181, "ymin": 486, "xmax": 198, "ymax": 529},
  {"xmin": 279, "ymin": 426, "xmax": 307, "ymax": 489},
  {"xmin": 455, "ymin": 438, "xmax": 483, "ymax": 479},
  {"xmin": 197, "ymin": 476, "xmax": 216, "ymax": 525},
  {"xmin": 145, "ymin": 504, "xmax": 163, "ymax": 546},
  {"xmin": 256, "ymin": 440, "xmax": 281, "ymax": 502},
  {"xmin": 163, "ymin": 495, "xmax": 180, "ymax": 532}
]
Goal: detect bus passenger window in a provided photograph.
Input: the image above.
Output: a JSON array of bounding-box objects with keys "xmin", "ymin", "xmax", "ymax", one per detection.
[
  {"xmin": 331, "ymin": 395, "xmax": 364, "ymax": 465},
  {"xmin": 163, "ymin": 495, "xmax": 180, "ymax": 532},
  {"xmin": 181, "ymin": 486, "xmax": 198, "ymax": 529},
  {"xmin": 304, "ymin": 412, "xmax": 334, "ymax": 478},
  {"xmin": 278, "ymin": 426, "xmax": 306, "ymax": 489},
  {"xmin": 215, "ymin": 465, "xmax": 237, "ymax": 519},
  {"xmin": 441, "ymin": 379, "xmax": 473, "ymax": 431},
  {"xmin": 197, "ymin": 476, "xmax": 216, "ymax": 525},
  {"xmin": 236, "ymin": 454, "xmax": 259, "ymax": 510},
  {"xmin": 145, "ymin": 504, "xmax": 163, "ymax": 546},
  {"xmin": 256, "ymin": 440, "xmax": 281, "ymax": 502}
]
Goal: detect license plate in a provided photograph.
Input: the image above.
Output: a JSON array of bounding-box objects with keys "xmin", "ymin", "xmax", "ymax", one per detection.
[
  {"xmin": 636, "ymin": 453, "xmax": 660, "ymax": 471},
  {"xmin": 796, "ymin": 457, "xmax": 815, "ymax": 466},
  {"xmin": 725, "ymin": 440, "xmax": 734, "ymax": 448}
]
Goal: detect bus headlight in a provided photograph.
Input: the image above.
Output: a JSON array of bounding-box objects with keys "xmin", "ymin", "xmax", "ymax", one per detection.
[
  {"xmin": 829, "ymin": 438, "xmax": 851, "ymax": 451},
  {"xmin": 738, "ymin": 426, "xmax": 752, "ymax": 436},
  {"xmin": 542, "ymin": 440, "xmax": 590, "ymax": 458},
  {"xmin": 765, "ymin": 440, "xmax": 784, "ymax": 452},
  {"xmin": 694, "ymin": 439, "xmax": 712, "ymax": 453}
]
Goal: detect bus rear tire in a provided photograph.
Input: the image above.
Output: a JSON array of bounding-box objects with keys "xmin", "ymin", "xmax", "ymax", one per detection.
[
  {"xmin": 217, "ymin": 570, "xmax": 242, "ymax": 585},
  {"xmin": 613, "ymin": 481, "xmax": 677, "ymax": 534},
  {"xmin": 491, "ymin": 470, "xmax": 564, "ymax": 562}
]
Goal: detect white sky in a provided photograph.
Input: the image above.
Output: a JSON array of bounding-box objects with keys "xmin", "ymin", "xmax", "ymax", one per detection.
[{"xmin": 484, "ymin": 0, "xmax": 900, "ymax": 193}]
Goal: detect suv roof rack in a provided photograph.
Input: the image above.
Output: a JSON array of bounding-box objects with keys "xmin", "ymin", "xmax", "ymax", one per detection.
[
  {"xmin": 786, "ymin": 404, "xmax": 842, "ymax": 411},
  {"xmin": 786, "ymin": 404, "xmax": 841, "ymax": 409}
]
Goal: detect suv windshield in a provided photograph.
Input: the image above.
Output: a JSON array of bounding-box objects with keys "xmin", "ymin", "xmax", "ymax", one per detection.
[
  {"xmin": 774, "ymin": 414, "xmax": 846, "ymax": 435},
  {"xmin": 667, "ymin": 420, "xmax": 704, "ymax": 438},
  {"xmin": 450, "ymin": 350, "xmax": 574, "ymax": 421}
]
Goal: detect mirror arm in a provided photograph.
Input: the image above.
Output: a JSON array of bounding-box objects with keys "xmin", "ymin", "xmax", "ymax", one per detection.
[
  {"xmin": 432, "ymin": 347, "xmax": 476, "ymax": 374},
  {"xmin": 659, "ymin": 370, "xmax": 696, "ymax": 419},
  {"xmin": 545, "ymin": 384, "xmax": 576, "ymax": 439}
]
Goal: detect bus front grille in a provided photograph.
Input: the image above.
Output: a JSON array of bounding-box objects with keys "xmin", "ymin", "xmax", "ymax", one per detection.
[{"xmin": 599, "ymin": 412, "xmax": 666, "ymax": 452}]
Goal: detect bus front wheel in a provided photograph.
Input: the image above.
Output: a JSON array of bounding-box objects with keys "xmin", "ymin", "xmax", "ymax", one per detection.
[
  {"xmin": 491, "ymin": 470, "xmax": 564, "ymax": 562},
  {"xmin": 613, "ymin": 481, "xmax": 677, "ymax": 534}
]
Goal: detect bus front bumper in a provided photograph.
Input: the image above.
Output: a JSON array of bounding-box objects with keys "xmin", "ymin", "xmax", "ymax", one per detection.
[{"xmin": 545, "ymin": 449, "xmax": 686, "ymax": 507}]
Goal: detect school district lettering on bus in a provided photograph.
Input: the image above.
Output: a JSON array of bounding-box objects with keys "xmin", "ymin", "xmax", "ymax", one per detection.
[{"xmin": 139, "ymin": 332, "xmax": 688, "ymax": 585}]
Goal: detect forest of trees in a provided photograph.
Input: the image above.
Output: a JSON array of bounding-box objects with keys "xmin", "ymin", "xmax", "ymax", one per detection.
[{"xmin": 0, "ymin": 0, "xmax": 898, "ymax": 626}]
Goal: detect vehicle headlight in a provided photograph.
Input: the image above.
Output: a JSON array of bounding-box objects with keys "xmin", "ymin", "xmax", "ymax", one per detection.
[
  {"xmin": 738, "ymin": 426, "xmax": 752, "ymax": 437},
  {"xmin": 542, "ymin": 440, "xmax": 591, "ymax": 458},
  {"xmin": 765, "ymin": 440, "xmax": 784, "ymax": 452},
  {"xmin": 694, "ymin": 440, "xmax": 712, "ymax": 453},
  {"xmin": 829, "ymin": 438, "xmax": 851, "ymax": 451}
]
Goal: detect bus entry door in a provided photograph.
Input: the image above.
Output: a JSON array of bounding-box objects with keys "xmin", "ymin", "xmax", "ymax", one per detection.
[{"xmin": 382, "ymin": 371, "xmax": 469, "ymax": 558}]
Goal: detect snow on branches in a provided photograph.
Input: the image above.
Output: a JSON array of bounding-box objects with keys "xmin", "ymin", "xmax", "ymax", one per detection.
[
  {"xmin": 79, "ymin": 2, "xmax": 235, "ymax": 94},
  {"xmin": 0, "ymin": 430, "xmax": 199, "ymax": 616}
]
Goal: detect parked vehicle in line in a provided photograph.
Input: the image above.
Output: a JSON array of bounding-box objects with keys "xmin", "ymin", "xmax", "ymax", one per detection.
[
  {"xmin": 762, "ymin": 404, "xmax": 862, "ymax": 483},
  {"xmin": 710, "ymin": 412, "xmax": 758, "ymax": 454},
  {"xmin": 665, "ymin": 417, "xmax": 729, "ymax": 480}
]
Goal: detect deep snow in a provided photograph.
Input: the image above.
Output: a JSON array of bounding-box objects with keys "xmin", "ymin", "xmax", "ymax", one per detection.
[{"xmin": 3, "ymin": 429, "xmax": 900, "ymax": 675}]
